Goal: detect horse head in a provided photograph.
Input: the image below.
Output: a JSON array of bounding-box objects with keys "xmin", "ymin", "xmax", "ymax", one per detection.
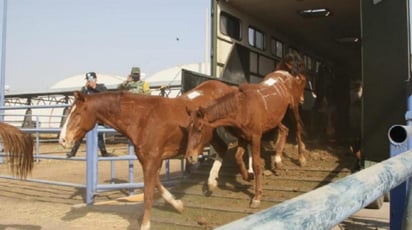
[
  {"xmin": 276, "ymin": 51, "xmax": 307, "ymax": 104},
  {"xmin": 59, "ymin": 91, "xmax": 97, "ymax": 148},
  {"xmin": 185, "ymin": 107, "xmax": 215, "ymax": 164}
]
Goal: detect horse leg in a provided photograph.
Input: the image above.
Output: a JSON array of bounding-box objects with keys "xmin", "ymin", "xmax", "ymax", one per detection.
[
  {"xmin": 140, "ymin": 158, "xmax": 183, "ymax": 230},
  {"xmin": 292, "ymin": 105, "xmax": 307, "ymax": 167},
  {"xmin": 247, "ymin": 144, "xmax": 254, "ymax": 179},
  {"xmin": 140, "ymin": 161, "xmax": 157, "ymax": 230},
  {"xmin": 208, "ymin": 153, "xmax": 223, "ymax": 191},
  {"xmin": 250, "ymin": 135, "xmax": 262, "ymax": 209},
  {"xmin": 156, "ymin": 172, "xmax": 184, "ymax": 212},
  {"xmin": 234, "ymin": 143, "xmax": 250, "ymax": 181},
  {"xmin": 209, "ymin": 132, "xmax": 230, "ymax": 191},
  {"xmin": 273, "ymin": 123, "xmax": 289, "ymax": 169}
]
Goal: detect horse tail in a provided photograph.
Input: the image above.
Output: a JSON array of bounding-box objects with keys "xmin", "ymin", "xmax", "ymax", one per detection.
[{"xmin": 0, "ymin": 123, "xmax": 34, "ymax": 179}]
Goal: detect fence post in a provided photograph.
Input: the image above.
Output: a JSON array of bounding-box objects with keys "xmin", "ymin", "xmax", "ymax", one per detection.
[
  {"xmin": 128, "ymin": 140, "xmax": 135, "ymax": 195},
  {"xmin": 388, "ymin": 125, "xmax": 412, "ymax": 230},
  {"xmin": 86, "ymin": 125, "xmax": 98, "ymax": 205}
]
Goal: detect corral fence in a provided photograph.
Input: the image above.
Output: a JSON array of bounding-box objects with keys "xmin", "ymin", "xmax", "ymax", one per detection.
[{"xmin": 0, "ymin": 104, "xmax": 186, "ymax": 205}]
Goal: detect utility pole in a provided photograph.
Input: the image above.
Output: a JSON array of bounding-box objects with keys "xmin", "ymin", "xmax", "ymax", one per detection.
[{"xmin": 0, "ymin": 0, "xmax": 8, "ymax": 122}]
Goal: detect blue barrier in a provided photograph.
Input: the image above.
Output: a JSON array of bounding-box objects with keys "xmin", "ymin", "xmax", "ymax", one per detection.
[
  {"xmin": 85, "ymin": 126, "xmax": 143, "ymax": 204},
  {"xmin": 216, "ymin": 149, "xmax": 412, "ymax": 230},
  {"xmin": 388, "ymin": 125, "xmax": 412, "ymax": 230}
]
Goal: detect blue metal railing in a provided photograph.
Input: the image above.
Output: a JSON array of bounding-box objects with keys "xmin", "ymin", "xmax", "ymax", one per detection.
[{"xmin": 217, "ymin": 149, "xmax": 412, "ymax": 230}]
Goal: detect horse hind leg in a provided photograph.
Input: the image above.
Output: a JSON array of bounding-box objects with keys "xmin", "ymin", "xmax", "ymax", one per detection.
[
  {"xmin": 246, "ymin": 145, "xmax": 254, "ymax": 180},
  {"xmin": 234, "ymin": 142, "xmax": 253, "ymax": 181},
  {"xmin": 250, "ymin": 135, "xmax": 263, "ymax": 209},
  {"xmin": 293, "ymin": 106, "xmax": 307, "ymax": 167},
  {"xmin": 273, "ymin": 123, "xmax": 289, "ymax": 169}
]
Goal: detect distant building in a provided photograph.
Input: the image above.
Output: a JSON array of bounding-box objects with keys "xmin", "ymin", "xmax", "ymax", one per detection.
[
  {"xmin": 145, "ymin": 62, "xmax": 210, "ymax": 88},
  {"xmin": 49, "ymin": 62, "xmax": 209, "ymax": 93},
  {"xmin": 50, "ymin": 73, "xmax": 125, "ymax": 91}
]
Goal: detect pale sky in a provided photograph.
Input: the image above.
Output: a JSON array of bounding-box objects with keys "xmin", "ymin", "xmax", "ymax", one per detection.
[{"xmin": 0, "ymin": 0, "xmax": 210, "ymax": 92}]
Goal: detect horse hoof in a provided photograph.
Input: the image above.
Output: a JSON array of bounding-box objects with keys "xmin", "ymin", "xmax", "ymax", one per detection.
[
  {"xmin": 273, "ymin": 161, "xmax": 284, "ymax": 169},
  {"xmin": 208, "ymin": 180, "xmax": 218, "ymax": 191},
  {"xmin": 250, "ymin": 199, "xmax": 261, "ymax": 209},
  {"xmin": 174, "ymin": 199, "xmax": 184, "ymax": 213},
  {"xmin": 299, "ymin": 158, "xmax": 307, "ymax": 167},
  {"xmin": 140, "ymin": 221, "xmax": 150, "ymax": 230},
  {"xmin": 247, "ymin": 173, "xmax": 255, "ymax": 181}
]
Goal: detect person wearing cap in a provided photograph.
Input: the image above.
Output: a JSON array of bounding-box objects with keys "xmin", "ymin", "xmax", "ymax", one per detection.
[
  {"xmin": 81, "ymin": 72, "xmax": 108, "ymax": 94},
  {"xmin": 66, "ymin": 72, "xmax": 111, "ymax": 158},
  {"xmin": 118, "ymin": 67, "xmax": 151, "ymax": 95}
]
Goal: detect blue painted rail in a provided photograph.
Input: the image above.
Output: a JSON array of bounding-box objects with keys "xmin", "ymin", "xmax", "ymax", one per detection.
[{"xmin": 216, "ymin": 149, "xmax": 412, "ymax": 230}]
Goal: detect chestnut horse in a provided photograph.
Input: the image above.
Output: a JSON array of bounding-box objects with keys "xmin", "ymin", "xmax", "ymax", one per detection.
[
  {"xmin": 185, "ymin": 67, "xmax": 306, "ymax": 208},
  {"xmin": 205, "ymin": 52, "xmax": 307, "ymax": 187},
  {"xmin": 58, "ymin": 80, "xmax": 239, "ymax": 230},
  {"xmin": 262, "ymin": 52, "xmax": 307, "ymax": 168},
  {"xmin": 0, "ymin": 122, "xmax": 34, "ymax": 179}
]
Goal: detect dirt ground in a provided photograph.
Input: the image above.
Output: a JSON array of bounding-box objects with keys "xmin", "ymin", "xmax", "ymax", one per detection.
[
  {"xmin": 0, "ymin": 141, "xmax": 387, "ymax": 230},
  {"xmin": 0, "ymin": 142, "xmax": 162, "ymax": 230}
]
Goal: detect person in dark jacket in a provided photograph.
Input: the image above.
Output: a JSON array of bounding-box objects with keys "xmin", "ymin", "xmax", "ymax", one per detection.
[{"xmin": 66, "ymin": 72, "xmax": 111, "ymax": 158}]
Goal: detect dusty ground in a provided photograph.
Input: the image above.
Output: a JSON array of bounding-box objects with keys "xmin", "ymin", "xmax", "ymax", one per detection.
[
  {"xmin": 0, "ymin": 142, "xmax": 165, "ymax": 230},
  {"xmin": 0, "ymin": 141, "xmax": 388, "ymax": 230}
]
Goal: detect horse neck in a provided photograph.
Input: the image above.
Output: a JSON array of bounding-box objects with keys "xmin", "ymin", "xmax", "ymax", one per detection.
[
  {"xmin": 204, "ymin": 92, "xmax": 240, "ymax": 123},
  {"xmin": 91, "ymin": 93, "xmax": 147, "ymax": 132}
]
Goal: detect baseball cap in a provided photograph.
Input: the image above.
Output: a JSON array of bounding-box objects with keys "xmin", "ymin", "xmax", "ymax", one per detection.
[
  {"xmin": 131, "ymin": 67, "xmax": 140, "ymax": 75},
  {"xmin": 85, "ymin": 72, "xmax": 97, "ymax": 81}
]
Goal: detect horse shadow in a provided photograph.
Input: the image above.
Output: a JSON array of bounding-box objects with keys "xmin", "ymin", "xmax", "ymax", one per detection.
[
  {"xmin": 62, "ymin": 178, "xmax": 146, "ymax": 229},
  {"xmin": 61, "ymin": 202, "xmax": 143, "ymax": 230}
]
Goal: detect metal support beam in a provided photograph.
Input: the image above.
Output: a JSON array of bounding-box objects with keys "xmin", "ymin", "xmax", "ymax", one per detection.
[
  {"xmin": 0, "ymin": 0, "xmax": 7, "ymax": 122},
  {"xmin": 86, "ymin": 125, "xmax": 98, "ymax": 205}
]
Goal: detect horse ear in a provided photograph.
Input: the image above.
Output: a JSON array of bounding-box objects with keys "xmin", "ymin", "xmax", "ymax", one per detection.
[{"xmin": 74, "ymin": 91, "xmax": 85, "ymax": 102}]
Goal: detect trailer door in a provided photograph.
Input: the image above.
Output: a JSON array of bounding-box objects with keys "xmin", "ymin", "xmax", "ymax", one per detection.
[{"xmin": 361, "ymin": 0, "xmax": 410, "ymax": 162}]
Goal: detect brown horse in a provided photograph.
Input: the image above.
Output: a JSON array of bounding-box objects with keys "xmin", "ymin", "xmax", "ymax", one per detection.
[
  {"xmin": 261, "ymin": 52, "xmax": 307, "ymax": 168},
  {"xmin": 197, "ymin": 52, "xmax": 307, "ymax": 197},
  {"xmin": 205, "ymin": 52, "xmax": 307, "ymax": 183},
  {"xmin": 58, "ymin": 80, "xmax": 239, "ymax": 230},
  {"xmin": 0, "ymin": 122, "xmax": 34, "ymax": 179},
  {"xmin": 185, "ymin": 70, "xmax": 305, "ymax": 208}
]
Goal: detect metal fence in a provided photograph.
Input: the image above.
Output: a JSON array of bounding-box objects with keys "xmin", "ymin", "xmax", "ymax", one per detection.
[{"xmin": 0, "ymin": 104, "xmax": 185, "ymax": 205}]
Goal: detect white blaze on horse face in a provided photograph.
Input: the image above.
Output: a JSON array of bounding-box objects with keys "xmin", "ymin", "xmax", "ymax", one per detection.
[
  {"xmin": 59, "ymin": 105, "xmax": 76, "ymax": 146},
  {"xmin": 186, "ymin": 90, "xmax": 202, "ymax": 100}
]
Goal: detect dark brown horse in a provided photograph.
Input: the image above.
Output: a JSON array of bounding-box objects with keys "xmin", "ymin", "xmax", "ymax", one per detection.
[
  {"xmin": 185, "ymin": 62, "xmax": 306, "ymax": 208},
  {"xmin": 58, "ymin": 80, "xmax": 239, "ymax": 230},
  {"xmin": 0, "ymin": 122, "xmax": 34, "ymax": 179}
]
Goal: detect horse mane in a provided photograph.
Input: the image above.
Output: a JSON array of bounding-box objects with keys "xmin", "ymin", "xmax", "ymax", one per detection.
[
  {"xmin": 276, "ymin": 51, "xmax": 305, "ymax": 76},
  {"xmin": 0, "ymin": 122, "xmax": 34, "ymax": 179},
  {"xmin": 202, "ymin": 91, "xmax": 240, "ymax": 122}
]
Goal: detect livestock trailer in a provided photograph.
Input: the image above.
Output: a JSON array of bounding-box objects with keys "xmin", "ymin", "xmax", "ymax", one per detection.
[{"xmin": 206, "ymin": 0, "xmax": 410, "ymax": 165}]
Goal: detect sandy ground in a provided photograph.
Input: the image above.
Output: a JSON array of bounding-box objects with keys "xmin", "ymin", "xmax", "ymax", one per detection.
[{"xmin": 0, "ymin": 142, "xmax": 390, "ymax": 230}]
